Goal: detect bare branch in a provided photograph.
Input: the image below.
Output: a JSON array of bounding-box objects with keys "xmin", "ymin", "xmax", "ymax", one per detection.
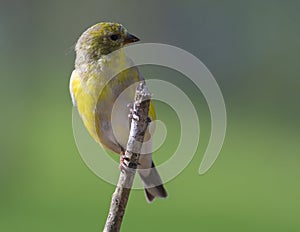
[{"xmin": 103, "ymin": 82, "xmax": 151, "ymax": 232}]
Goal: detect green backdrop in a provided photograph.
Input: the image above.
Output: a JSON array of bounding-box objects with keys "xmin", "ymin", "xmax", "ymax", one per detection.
[{"xmin": 0, "ymin": 0, "xmax": 299, "ymax": 231}]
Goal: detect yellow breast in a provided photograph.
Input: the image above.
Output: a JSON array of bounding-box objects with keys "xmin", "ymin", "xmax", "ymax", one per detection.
[{"xmin": 70, "ymin": 65, "xmax": 156, "ymax": 154}]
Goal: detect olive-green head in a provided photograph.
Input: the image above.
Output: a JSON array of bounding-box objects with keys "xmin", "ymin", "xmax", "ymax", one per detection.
[{"xmin": 75, "ymin": 22, "xmax": 139, "ymax": 64}]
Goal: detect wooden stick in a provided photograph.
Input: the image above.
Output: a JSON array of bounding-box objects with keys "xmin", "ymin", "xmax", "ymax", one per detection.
[{"xmin": 103, "ymin": 82, "xmax": 151, "ymax": 232}]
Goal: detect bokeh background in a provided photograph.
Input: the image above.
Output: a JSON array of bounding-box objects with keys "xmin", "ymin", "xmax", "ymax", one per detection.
[{"xmin": 1, "ymin": 0, "xmax": 299, "ymax": 231}]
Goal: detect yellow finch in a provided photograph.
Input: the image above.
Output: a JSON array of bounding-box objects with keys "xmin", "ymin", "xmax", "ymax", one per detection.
[{"xmin": 69, "ymin": 22, "xmax": 167, "ymax": 202}]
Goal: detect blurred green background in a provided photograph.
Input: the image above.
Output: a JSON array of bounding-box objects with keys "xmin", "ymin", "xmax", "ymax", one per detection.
[{"xmin": 1, "ymin": 0, "xmax": 299, "ymax": 231}]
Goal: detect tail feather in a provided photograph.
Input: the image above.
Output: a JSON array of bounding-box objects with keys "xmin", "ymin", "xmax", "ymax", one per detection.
[
  {"xmin": 138, "ymin": 161, "xmax": 167, "ymax": 202},
  {"xmin": 144, "ymin": 184, "xmax": 167, "ymax": 202},
  {"xmin": 145, "ymin": 189, "xmax": 155, "ymax": 202}
]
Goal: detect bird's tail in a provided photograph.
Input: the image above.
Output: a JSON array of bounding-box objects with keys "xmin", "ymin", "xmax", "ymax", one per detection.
[{"xmin": 138, "ymin": 161, "xmax": 168, "ymax": 202}]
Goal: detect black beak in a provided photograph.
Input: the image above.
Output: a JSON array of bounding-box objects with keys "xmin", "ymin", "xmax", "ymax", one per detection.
[{"xmin": 124, "ymin": 33, "xmax": 140, "ymax": 44}]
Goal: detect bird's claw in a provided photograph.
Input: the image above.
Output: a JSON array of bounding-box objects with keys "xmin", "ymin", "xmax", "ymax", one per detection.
[
  {"xmin": 132, "ymin": 114, "xmax": 139, "ymax": 121},
  {"xmin": 119, "ymin": 152, "xmax": 127, "ymax": 172},
  {"xmin": 127, "ymin": 103, "xmax": 133, "ymax": 108},
  {"xmin": 128, "ymin": 107, "xmax": 134, "ymax": 119},
  {"xmin": 127, "ymin": 103, "xmax": 140, "ymax": 121}
]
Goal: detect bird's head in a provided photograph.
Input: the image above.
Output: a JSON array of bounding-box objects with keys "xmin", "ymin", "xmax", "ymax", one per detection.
[{"xmin": 75, "ymin": 22, "xmax": 139, "ymax": 62}]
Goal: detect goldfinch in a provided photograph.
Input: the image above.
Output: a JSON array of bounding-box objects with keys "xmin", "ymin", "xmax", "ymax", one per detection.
[{"xmin": 69, "ymin": 22, "xmax": 167, "ymax": 202}]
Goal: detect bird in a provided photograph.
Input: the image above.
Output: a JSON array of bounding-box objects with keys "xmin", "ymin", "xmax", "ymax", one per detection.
[{"xmin": 69, "ymin": 22, "xmax": 167, "ymax": 202}]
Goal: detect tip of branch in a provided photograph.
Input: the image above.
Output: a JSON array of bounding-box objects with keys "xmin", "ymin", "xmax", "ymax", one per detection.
[{"xmin": 136, "ymin": 82, "xmax": 151, "ymax": 103}]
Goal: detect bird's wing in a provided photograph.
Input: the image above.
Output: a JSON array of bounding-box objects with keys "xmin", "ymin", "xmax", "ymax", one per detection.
[
  {"xmin": 69, "ymin": 70, "xmax": 81, "ymax": 106},
  {"xmin": 69, "ymin": 69, "xmax": 101, "ymax": 143}
]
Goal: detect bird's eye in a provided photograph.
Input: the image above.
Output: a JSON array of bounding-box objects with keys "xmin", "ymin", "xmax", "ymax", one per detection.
[{"xmin": 110, "ymin": 34, "xmax": 120, "ymax": 41}]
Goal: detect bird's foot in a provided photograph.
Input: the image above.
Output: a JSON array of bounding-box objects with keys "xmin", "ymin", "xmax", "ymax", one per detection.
[
  {"xmin": 127, "ymin": 103, "xmax": 134, "ymax": 129},
  {"xmin": 127, "ymin": 103, "xmax": 134, "ymax": 119},
  {"xmin": 127, "ymin": 102, "xmax": 139, "ymax": 121},
  {"xmin": 119, "ymin": 151, "xmax": 127, "ymax": 172}
]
